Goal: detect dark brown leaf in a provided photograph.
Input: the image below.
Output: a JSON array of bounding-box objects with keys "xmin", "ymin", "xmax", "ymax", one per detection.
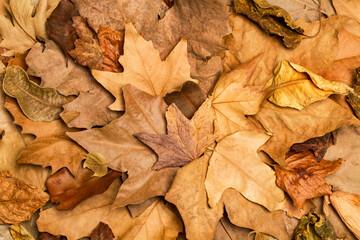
[
  {"xmin": 39, "ymin": 232, "xmax": 66, "ymax": 240},
  {"xmin": 90, "ymin": 222, "xmax": 115, "ymax": 240},
  {"xmin": 347, "ymin": 67, "xmax": 360, "ymax": 118}
]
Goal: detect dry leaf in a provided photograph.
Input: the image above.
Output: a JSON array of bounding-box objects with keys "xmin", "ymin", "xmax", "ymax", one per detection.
[
  {"xmin": 0, "ymin": 225, "xmax": 13, "ymax": 240},
  {"xmin": 164, "ymin": 81, "xmax": 206, "ymax": 119},
  {"xmin": 265, "ymin": 61, "xmax": 352, "ymax": 110},
  {"xmin": 333, "ymin": 0, "xmax": 360, "ymax": 23},
  {"xmin": 10, "ymin": 224, "xmax": 36, "ymax": 240},
  {"xmin": 347, "ymin": 67, "xmax": 360, "ymax": 118},
  {"xmin": 126, "ymin": 197, "xmax": 159, "ymax": 218},
  {"xmin": 90, "ymin": 222, "xmax": 115, "ymax": 240},
  {"xmin": 16, "ymin": 135, "xmax": 86, "ymax": 176},
  {"xmin": 214, "ymin": 218, "xmax": 253, "ymax": 240},
  {"xmin": 39, "ymin": 233, "xmax": 66, "ymax": 240},
  {"xmin": 255, "ymin": 99, "xmax": 359, "ymax": 165},
  {"xmin": 46, "ymin": 0, "xmax": 79, "ymax": 63},
  {"xmin": 205, "ymin": 131, "xmax": 285, "ymax": 211},
  {"xmin": 0, "ymin": 171, "xmax": 49, "ymax": 224},
  {"xmin": 137, "ymin": 100, "xmax": 216, "ymax": 170},
  {"xmin": 275, "ymin": 151, "xmax": 344, "ymax": 208},
  {"xmin": 68, "ymin": 85, "xmax": 178, "ymax": 207},
  {"xmin": 92, "ymin": 22, "xmax": 197, "ymax": 111},
  {"xmin": 234, "ymin": 0, "xmax": 304, "ymax": 48},
  {"xmin": 165, "ymin": 154, "xmax": 224, "ymax": 240},
  {"xmin": 46, "ymin": 165, "xmax": 121, "ymax": 210},
  {"xmin": 84, "ymin": 152, "xmax": 108, "ymax": 177},
  {"xmin": 37, "ymin": 180, "xmax": 183, "ymax": 240},
  {"xmin": 3, "ymin": 66, "xmax": 66, "ymax": 121}
]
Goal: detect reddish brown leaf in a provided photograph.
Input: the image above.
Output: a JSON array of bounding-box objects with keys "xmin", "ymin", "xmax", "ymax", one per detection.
[
  {"xmin": 90, "ymin": 222, "xmax": 115, "ymax": 240},
  {"xmin": 275, "ymin": 151, "xmax": 344, "ymax": 208},
  {"xmin": 39, "ymin": 232, "xmax": 66, "ymax": 240},
  {"xmin": 46, "ymin": 0, "xmax": 79, "ymax": 64},
  {"xmin": 46, "ymin": 165, "xmax": 121, "ymax": 210},
  {"xmin": 98, "ymin": 26, "xmax": 124, "ymax": 73},
  {"xmin": 291, "ymin": 133, "xmax": 335, "ymax": 162}
]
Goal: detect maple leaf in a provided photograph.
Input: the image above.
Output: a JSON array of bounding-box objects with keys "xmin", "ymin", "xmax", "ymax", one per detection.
[
  {"xmin": 91, "ymin": 22, "xmax": 197, "ymax": 111},
  {"xmin": 37, "ymin": 180, "xmax": 183, "ymax": 240},
  {"xmin": 137, "ymin": 99, "xmax": 216, "ymax": 170},
  {"xmin": 68, "ymin": 85, "xmax": 178, "ymax": 207},
  {"xmin": 205, "ymin": 130, "xmax": 285, "ymax": 211},
  {"xmin": 0, "ymin": 171, "xmax": 49, "ymax": 224}
]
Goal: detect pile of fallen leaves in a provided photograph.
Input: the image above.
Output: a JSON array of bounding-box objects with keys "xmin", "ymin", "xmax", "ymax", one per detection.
[{"xmin": 1, "ymin": 0, "xmax": 360, "ymax": 239}]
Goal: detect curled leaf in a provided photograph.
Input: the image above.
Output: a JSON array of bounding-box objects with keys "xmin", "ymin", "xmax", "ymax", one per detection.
[{"xmin": 84, "ymin": 152, "xmax": 108, "ymax": 177}]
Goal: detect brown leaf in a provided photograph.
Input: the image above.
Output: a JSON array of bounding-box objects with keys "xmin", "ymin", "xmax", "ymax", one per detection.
[
  {"xmin": 137, "ymin": 100, "xmax": 216, "ymax": 170},
  {"xmin": 0, "ymin": 171, "xmax": 49, "ymax": 224},
  {"xmin": 68, "ymin": 85, "xmax": 178, "ymax": 207},
  {"xmin": 46, "ymin": 0, "xmax": 79, "ymax": 64},
  {"xmin": 98, "ymin": 26, "xmax": 124, "ymax": 73},
  {"xmin": 347, "ymin": 67, "xmax": 360, "ymax": 118},
  {"xmin": 275, "ymin": 151, "xmax": 344, "ymax": 208},
  {"xmin": 39, "ymin": 232, "xmax": 66, "ymax": 240},
  {"xmin": 164, "ymin": 81, "xmax": 206, "ymax": 119},
  {"xmin": 90, "ymin": 222, "xmax": 114, "ymax": 240},
  {"xmin": 69, "ymin": 16, "xmax": 103, "ymax": 70},
  {"xmin": 214, "ymin": 218, "xmax": 253, "ymax": 240},
  {"xmin": 291, "ymin": 133, "xmax": 335, "ymax": 162},
  {"xmin": 234, "ymin": 0, "xmax": 304, "ymax": 48},
  {"xmin": 126, "ymin": 197, "xmax": 159, "ymax": 218},
  {"xmin": 46, "ymin": 165, "xmax": 121, "ymax": 210}
]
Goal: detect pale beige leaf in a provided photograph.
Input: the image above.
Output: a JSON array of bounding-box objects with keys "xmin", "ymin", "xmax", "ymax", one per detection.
[
  {"xmin": 333, "ymin": 0, "xmax": 360, "ymax": 23},
  {"xmin": 91, "ymin": 22, "xmax": 197, "ymax": 111},
  {"xmin": 84, "ymin": 152, "xmax": 108, "ymax": 177},
  {"xmin": 205, "ymin": 131, "xmax": 285, "ymax": 211},
  {"xmin": 0, "ymin": 225, "xmax": 12, "ymax": 240}
]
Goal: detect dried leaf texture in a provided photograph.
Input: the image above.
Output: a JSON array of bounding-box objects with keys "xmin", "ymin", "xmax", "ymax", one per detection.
[
  {"xmin": 333, "ymin": 0, "xmax": 360, "ymax": 23},
  {"xmin": 0, "ymin": 171, "xmax": 49, "ymax": 224},
  {"xmin": 90, "ymin": 222, "xmax": 115, "ymax": 240},
  {"xmin": 214, "ymin": 218, "xmax": 252, "ymax": 240},
  {"xmin": 92, "ymin": 22, "xmax": 197, "ymax": 111},
  {"xmin": 165, "ymin": 155, "xmax": 224, "ymax": 240},
  {"xmin": 84, "ymin": 152, "xmax": 108, "ymax": 177},
  {"xmin": 68, "ymin": 85, "xmax": 178, "ymax": 207},
  {"xmin": 205, "ymin": 131, "xmax": 285, "ymax": 211},
  {"xmin": 234, "ymin": 0, "xmax": 304, "ymax": 48},
  {"xmin": 275, "ymin": 151, "xmax": 344, "ymax": 208},
  {"xmin": 137, "ymin": 100, "xmax": 216, "ymax": 170},
  {"xmin": 347, "ymin": 67, "xmax": 360, "ymax": 118},
  {"xmin": 255, "ymin": 99, "xmax": 359, "ymax": 165},
  {"xmin": 38, "ymin": 180, "xmax": 183, "ymax": 240}
]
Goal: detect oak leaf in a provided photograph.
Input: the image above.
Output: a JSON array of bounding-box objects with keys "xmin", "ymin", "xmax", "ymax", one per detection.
[
  {"xmin": 68, "ymin": 85, "xmax": 178, "ymax": 207},
  {"xmin": 90, "ymin": 222, "xmax": 115, "ymax": 240},
  {"xmin": 137, "ymin": 100, "xmax": 216, "ymax": 170},
  {"xmin": 0, "ymin": 171, "xmax": 49, "ymax": 224},
  {"xmin": 84, "ymin": 152, "xmax": 108, "ymax": 177},
  {"xmin": 37, "ymin": 180, "xmax": 183, "ymax": 240},
  {"xmin": 275, "ymin": 151, "xmax": 344, "ymax": 208},
  {"xmin": 91, "ymin": 22, "xmax": 197, "ymax": 111},
  {"xmin": 255, "ymin": 99, "xmax": 360, "ymax": 165},
  {"xmin": 205, "ymin": 131, "xmax": 285, "ymax": 211}
]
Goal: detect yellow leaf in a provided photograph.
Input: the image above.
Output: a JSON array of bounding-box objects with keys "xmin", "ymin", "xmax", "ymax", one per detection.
[
  {"xmin": 10, "ymin": 224, "xmax": 35, "ymax": 240},
  {"xmin": 84, "ymin": 152, "xmax": 108, "ymax": 177},
  {"xmin": 91, "ymin": 22, "xmax": 197, "ymax": 111}
]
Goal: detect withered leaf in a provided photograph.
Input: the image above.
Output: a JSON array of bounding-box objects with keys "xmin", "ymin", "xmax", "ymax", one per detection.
[
  {"xmin": 275, "ymin": 151, "xmax": 344, "ymax": 208},
  {"xmin": 46, "ymin": 165, "xmax": 121, "ymax": 210},
  {"xmin": 90, "ymin": 222, "xmax": 114, "ymax": 240},
  {"xmin": 39, "ymin": 232, "xmax": 66, "ymax": 240},
  {"xmin": 233, "ymin": 0, "xmax": 304, "ymax": 48},
  {"xmin": 291, "ymin": 133, "xmax": 335, "ymax": 162},
  {"xmin": 46, "ymin": 0, "xmax": 79, "ymax": 63},
  {"xmin": 347, "ymin": 67, "xmax": 360, "ymax": 118},
  {"xmin": 69, "ymin": 16, "xmax": 103, "ymax": 70},
  {"xmin": 68, "ymin": 85, "xmax": 178, "ymax": 207},
  {"xmin": 9, "ymin": 224, "xmax": 36, "ymax": 240},
  {"xmin": 164, "ymin": 81, "xmax": 206, "ymax": 119},
  {"xmin": 84, "ymin": 152, "xmax": 108, "ymax": 177},
  {"xmin": 214, "ymin": 218, "xmax": 253, "ymax": 240},
  {"xmin": 3, "ymin": 66, "xmax": 66, "ymax": 122},
  {"xmin": 137, "ymin": 100, "xmax": 216, "ymax": 170},
  {"xmin": 0, "ymin": 171, "xmax": 49, "ymax": 224}
]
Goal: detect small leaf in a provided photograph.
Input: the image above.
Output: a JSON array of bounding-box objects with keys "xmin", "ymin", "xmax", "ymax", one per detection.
[
  {"xmin": 84, "ymin": 152, "xmax": 108, "ymax": 177},
  {"xmin": 3, "ymin": 66, "xmax": 66, "ymax": 121},
  {"xmin": 90, "ymin": 222, "xmax": 115, "ymax": 240}
]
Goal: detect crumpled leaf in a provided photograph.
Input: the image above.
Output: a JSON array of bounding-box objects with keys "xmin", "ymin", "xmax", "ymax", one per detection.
[
  {"xmin": 294, "ymin": 212, "xmax": 338, "ymax": 240},
  {"xmin": 275, "ymin": 151, "xmax": 344, "ymax": 208},
  {"xmin": 69, "ymin": 16, "xmax": 103, "ymax": 70},
  {"xmin": 255, "ymin": 99, "xmax": 360, "ymax": 165},
  {"xmin": 205, "ymin": 130, "xmax": 285, "ymax": 211},
  {"xmin": 164, "ymin": 81, "xmax": 206, "ymax": 119},
  {"xmin": 10, "ymin": 224, "xmax": 36, "ymax": 240},
  {"xmin": 347, "ymin": 67, "xmax": 360, "ymax": 118},
  {"xmin": 46, "ymin": 0, "xmax": 79, "ymax": 63},
  {"xmin": 68, "ymin": 85, "xmax": 178, "ymax": 207},
  {"xmin": 0, "ymin": 171, "xmax": 49, "ymax": 224},
  {"xmin": 165, "ymin": 154, "xmax": 224, "ymax": 240},
  {"xmin": 90, "ymin": 222, "xmax": 115, "ymax": 240},
  {"xmin": 209, "ymin": 57, "xmax": 266, "ymax": 141},
  {"xmin": 84, "ymin": 152, "xmax": 108, "ymax": 177},
  {"xmin": 37, "ymin": 180, "xmax": 183, "ymax": 240},
  {"xmin": 0, "ymin": 0, "xmax": 60, "ymax": 56},
  {"xmin": 46, "ymin": 165, "xmax": 121, "ymax": 210},
  {"xmin": 264, "ymin": 61, "xmax": 353, "ymax": 110},
  {"xmin": 137, "ymin": 100, "xmax": 216, "ymax": 170},
  {"xmin": 330, "ymin": 192, "xmax": 360, "ymax": 239},
  {"xmin": 16, "ymin": 135, "xmax": 86, "ymax": 176},
  {"xmin": 291, "ymin": 133, "xmax": 335, "ymax": 163},
  {"xmin": 3, "ymin": 66, "xmax": 66, "ymax": 121},
  {"xmin": 91, "ymin": 22, "xmax": 197, "ymax": 111},
  {"xmin": 233, "ymin": 0, "xmax": 304, "ymax": 48}
]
